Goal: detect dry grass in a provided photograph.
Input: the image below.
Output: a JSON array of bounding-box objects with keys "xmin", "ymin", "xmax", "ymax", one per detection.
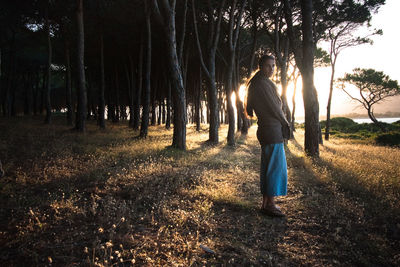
[{"xmin": 0, "ymin": 116, "xmax": 399, "ymax": 266}]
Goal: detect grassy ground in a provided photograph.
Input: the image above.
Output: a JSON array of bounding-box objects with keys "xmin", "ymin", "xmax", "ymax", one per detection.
[{"xmin": 0, "ymin": 116, "xmax": 399, "ymax": 266}]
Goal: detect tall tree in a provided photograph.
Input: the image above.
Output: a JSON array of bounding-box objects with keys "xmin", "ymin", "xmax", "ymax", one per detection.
[
  {"xmin": 140, "ymin": 0, "xmax": 152, "ymax": 138},
  {"xmin": 284, "ymin": 0, "xmax": 320, "ymax": 156},
  {"xmin": 340, "ymin": 68, "xmax": 400, "ymax": 131},
  {"xmin": 64, "ymin": 37, "xmax": 73, "ymax": 126},
  {"xmin": 44, "ymin": 1, "xmax": 52, "ymax": 124},
  {"xmin": 225, "ymin": 0, "xmax": 247, "ymax": 145},
  {"xmin": 192, "ymin": 0, "xmax": 226, "ymax": 144},
  {"xmin": 75, "ymin": 0, "xmax": 87, "ymax": 132},
  {"xmin": 152, "ymin": 0, "xmax": 187, "ymax": 149},
  {"xmin": 98, "ymin": 32, "xmax": 106, "ymax": 129},
  {"xmin": 324, "ymin": 25, "xmax": 382, "ymax": 140}
]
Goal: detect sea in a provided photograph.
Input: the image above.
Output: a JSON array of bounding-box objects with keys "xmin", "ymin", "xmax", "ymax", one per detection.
[
  {"xmin": 295, "ymin": 117, "xmax": 400, "ymax": 124},
  {"xmin": 352, "ymin": 117, "xmax": 400, "ymax": 124}
]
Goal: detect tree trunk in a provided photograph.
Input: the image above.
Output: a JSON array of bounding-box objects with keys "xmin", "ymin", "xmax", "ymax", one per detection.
[
  {"xmin": 248, "ymin": 22, "xmax": 257, "ymax": 77},
  {"xmin": 114, "ymin": 66, "xmax": 120, "ymax": 122},
  {"xmin": 301, "ymin": 0, "xmax": 320, "ymax": 156},
  {"xmin": 195, "ymin": 66, "xmax": 201, "ymax": 131},
  {"xmin": 98, "ymin": 33, "xmax": 106, "ymax": 129},
  {"xmin": 162, "ymin": 97, "xmax": 166, "ymax": 124},
  {"xmin": 155, "ymin": 0, "xmax": 187, "ymax": 149},
  {"xmin": 191, "ymin": 0, "xmax": 225, "ymax": 144},
  {"xmin": 151, "ymin": 90, "xmax": 156, "ymax": 126},
  {"xmin": 33, "ymin": 71, "xmax": 40, "ymax": 115},
  {"xmin": 291, "ymin": 72, "xmax": 299, "ymax": 133},
  {"xmin": 325, "ymin": 54, "xmax": 337, "ymax": 140},
  {"xmin": 158, "ymin": 97, "xmax": 162, "ymax": 125},
  {"xmin": 65, "ymin": 40, "xmax": 73, "ymax": 125},
  {"xmin": 140, "ymin": 4, "xmax": 151, "ymax": 138},
  {"xmin": 40, "ymin": 71, "xmax": 46, "ymax": 115},
  {"xmin": 368, "ymin": 107, "xmax": 386, "ymax": 132},
  {"xmin": 166, "ymin": 82, "xmax": 171, "ymax": 129},
  {"xmin": 44, "ymin": 6, "xmax": 52, "ymax": 124},
  {"xmin": 75, "ymin": 0, "xmax": 87, "ymax": 132},
  {"xmin": 134, "ymin": 39, "xmax": 144, "ymax": 131},
  {"xmin": 226, "ymin": 54, "xmax": 236, "ymax": 145}
]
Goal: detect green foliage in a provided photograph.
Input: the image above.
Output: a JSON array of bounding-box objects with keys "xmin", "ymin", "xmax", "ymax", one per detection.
[
  {"xmin": 320, "ymin": 117, "xmax": 357, "ymax": 132},
  {"xmin": 375, "ymin": 132, "xmax": 400, "ymax": 147},
  {"xmin": 321, "ymin": 117, "xmax": 400, "ymax": 145},
  {"xmin": 314, "ymin": 47, "xmax": 330, "ymax": 67},
  {"xmin": 340, "ymin": 68, "xmax": 400, "ymax": 107}
]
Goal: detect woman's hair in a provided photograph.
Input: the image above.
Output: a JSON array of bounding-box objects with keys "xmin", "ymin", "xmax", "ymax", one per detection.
[{"xmin": 258, "ymin": 55, "xmax": 275, "ymax": 69}]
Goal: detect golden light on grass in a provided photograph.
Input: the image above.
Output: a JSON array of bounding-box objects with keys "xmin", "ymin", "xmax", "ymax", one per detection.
[{"xmin": 1, "ymin": 117, "xmax": 399, "ymax": 266}]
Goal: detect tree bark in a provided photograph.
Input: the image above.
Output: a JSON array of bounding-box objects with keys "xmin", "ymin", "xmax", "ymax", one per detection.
[
  {"xmin": 113, "ymin": 66, "xmax": 120, "ymax": 123},
  {"xmin": 151, "ymin": 89, "xmax": 156, "ymax": 126},
  {"xmin": 192, "ymin": 0, "xmax": 225, "ymax": 144},
  {"xmin": 140, "ymin": 2, "xmax": 151, "ymax": 138},
  {"xmin": 226, "ymin": 0, "xmax": 247, "ymax": 146},
  {"xmin": 44, "ymin": 5, "xmax": 52, "ymax": 124},
  {"xmin": 98, "ymin": 33, "xmax": 106, "ymax": 129},
  {"xmin": 154, "ymin": 0, "xmax": 187, "ymax": 149},
  {"xmin": 75, "ymin": 0, "xmax": 87, "ymax": 132},
  {"xmin": 65, "ymin": 39, "xmax": 73, "ymax": 125},
  {"xmin": 284, "ymin": 0, "xmax": 320, "ymax": 156},
  {"xmin": 195, "ymin": 66, "xmax": 201, "ymax": 131},
  {"xmin": 300, "ymin": 0, "xmax": 320, "ymax": 156},
  {"xmin": 134, "ymin": 39, "xmax": 144, "ymax": 131},
  {"xmin": 166, "ymin": 82, "xmax": 171, "ymax": 129}
]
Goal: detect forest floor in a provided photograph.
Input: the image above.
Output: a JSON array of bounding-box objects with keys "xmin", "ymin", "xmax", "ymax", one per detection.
[{"xmin": 0, "ymin": 116, "xmax": 399, "ymax": 266}]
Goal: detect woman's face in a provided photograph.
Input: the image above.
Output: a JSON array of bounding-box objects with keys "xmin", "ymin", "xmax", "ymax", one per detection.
[{"xmin": 261, "ymin": 59, "xmax": 275, "ymax": 78}]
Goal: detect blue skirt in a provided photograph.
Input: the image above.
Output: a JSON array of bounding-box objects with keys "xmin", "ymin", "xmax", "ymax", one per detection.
[{"xmin": 260, "ymin": 143, "xmax": 288, "ymax": 196}]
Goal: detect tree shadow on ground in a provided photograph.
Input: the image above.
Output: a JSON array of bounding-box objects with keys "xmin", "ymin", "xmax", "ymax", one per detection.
[{"xmin": 283, "ymin": 138, "xmax": 400, "ymax": 266}]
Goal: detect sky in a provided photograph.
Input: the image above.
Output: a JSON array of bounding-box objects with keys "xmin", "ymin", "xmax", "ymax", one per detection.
[{"xmin": 286, "ymin": 0, "xmax": 400, "ymax": 119}]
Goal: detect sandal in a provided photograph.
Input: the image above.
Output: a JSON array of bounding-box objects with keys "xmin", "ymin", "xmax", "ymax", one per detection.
[{"xmin": 260, "ymin": 205, "xmax": 286, "ymax": 217}]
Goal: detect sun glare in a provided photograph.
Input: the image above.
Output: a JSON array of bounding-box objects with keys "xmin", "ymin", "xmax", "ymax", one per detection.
[{"xmin": 238, "ymin": 84, "xmax": 246, "ymax": 103}]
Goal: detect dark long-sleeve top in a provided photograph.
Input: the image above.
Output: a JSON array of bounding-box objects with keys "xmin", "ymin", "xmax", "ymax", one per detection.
[{"xmin": 246, "ymin": 71, "xmax": 289, "ymax": 145}]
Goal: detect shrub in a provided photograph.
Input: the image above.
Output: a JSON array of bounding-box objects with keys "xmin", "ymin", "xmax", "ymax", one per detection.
[
  {"xmin": 320, "ymin": 117, "xmax": 358, "ymax": 133},
  {"xmin": 375, "ymin": 132, "xmax": 400, "ymax": 147}
]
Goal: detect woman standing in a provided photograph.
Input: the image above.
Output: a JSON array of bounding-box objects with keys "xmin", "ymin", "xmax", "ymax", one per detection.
[{"xmin": 245, "ymin": 55, "xmax": 290, "ymax": 217}]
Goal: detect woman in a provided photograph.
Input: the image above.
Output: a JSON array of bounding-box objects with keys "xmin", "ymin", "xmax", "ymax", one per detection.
[{"xmin": 245, "ymin": 55, "xmax": 290, "ymax": 217}]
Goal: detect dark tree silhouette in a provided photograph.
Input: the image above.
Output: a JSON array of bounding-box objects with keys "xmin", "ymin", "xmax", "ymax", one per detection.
[{"xmin": 340, "ymin": 68, "xmax": 400, "ymax": 131}]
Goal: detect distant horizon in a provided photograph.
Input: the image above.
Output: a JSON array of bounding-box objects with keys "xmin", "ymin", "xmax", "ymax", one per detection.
[{"xmin": 294, "ymin": 111, "xmax": 400, "ymax": 121}]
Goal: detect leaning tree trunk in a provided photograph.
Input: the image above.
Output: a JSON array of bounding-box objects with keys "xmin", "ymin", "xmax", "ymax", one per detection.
[
  {"xmin": 368, "ymin": 107, "xmax": 386, "ymax": 132},
  {"xmin": 44, "ymin": 6, "xmax": 52, "ymax": 124},
  {"xmin": 226, "ymin": 0, "xmax": 243, "ymax": 145},
  {"xmin": 75, "ymin": 0, "xmax": 87, "ymax": 132},
  {"xmin": 191, "ymin": 0, "xmax": 225, "ymax": 144},
  {"xmin": 98, "ymin": 33, "xmax": 106, "ymax": 129},
  {"xmin": 153, "ymin": 0, "xmax": 187, "ymax": 149},
  {"xmin": 247, "ymin": 22, "xmax": 258, "ymax": 77},
  {"xmin": 300, "ymin": 0, "xmax": 320, "ymax": 156},
  {"xmin": 325, "ymin": 60, "xmax": 336, "ymax": 140},
  {"xmin": 165, "ymin": 12, "xmax": 187, "ymax": 149},
  {"xmin": 140, "ymin": 4, "xmax": 151, "ymax": 138}
]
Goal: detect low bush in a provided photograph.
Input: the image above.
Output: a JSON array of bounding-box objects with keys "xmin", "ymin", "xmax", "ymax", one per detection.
[
  {"xmin": 320, "ymin": 117, "xmax": 357, "ymax": 133},
  {"xmin": 375, "ymin": 132, "xmax": 400, "ymax": 147}
]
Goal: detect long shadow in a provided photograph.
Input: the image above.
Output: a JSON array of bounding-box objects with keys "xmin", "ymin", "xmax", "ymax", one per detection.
[
  {"xmin": 0, "ymin": 126, "xmax": 263, "ymax": 265},
  {"xmin": 283, "ymin": 146, "xmax": 400, "ymax": 266}
]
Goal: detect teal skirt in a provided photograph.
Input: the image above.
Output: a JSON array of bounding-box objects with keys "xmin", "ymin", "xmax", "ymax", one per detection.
[{"xmin": 260, "ymin": 143, "xmax": 288, "ymax": 196}]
